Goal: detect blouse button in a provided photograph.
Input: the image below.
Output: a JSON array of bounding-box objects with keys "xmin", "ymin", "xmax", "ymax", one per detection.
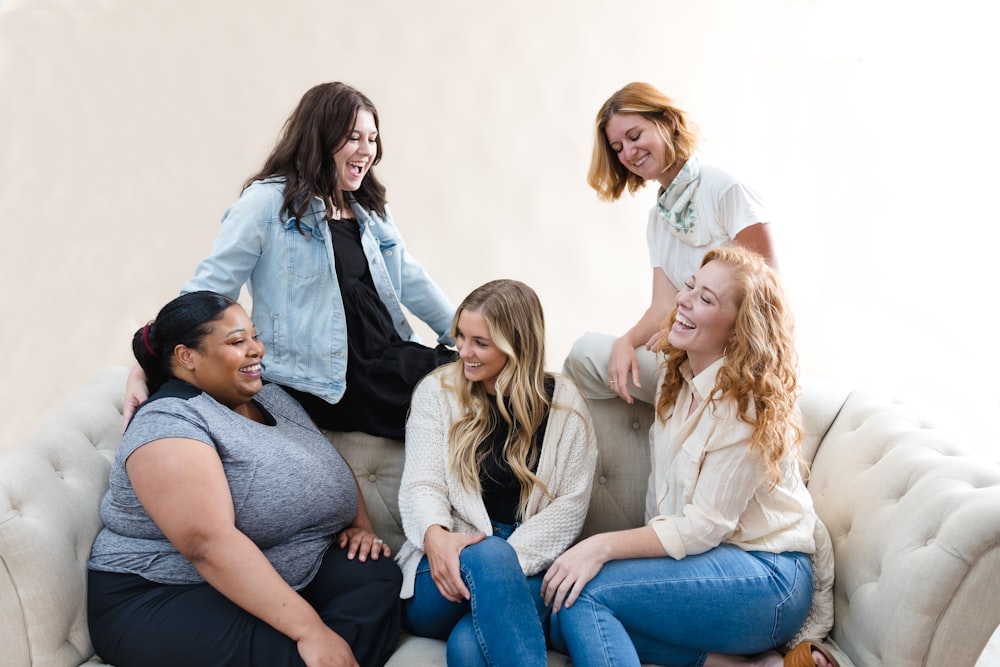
[{"xmin": 384, "ymin": 249, "xmax": 393, "ymax": 257}]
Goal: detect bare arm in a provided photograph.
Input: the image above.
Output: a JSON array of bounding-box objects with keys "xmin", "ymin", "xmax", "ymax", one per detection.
[
  {"xmin": 122, "ymin": 364, "xmax": 150, "ymax": 429},
  {"xmin": 541, "ymin": 526, "xmax": 665, "ymax": 612},
  {"xmin": 127, "ymin": 437, "xmax": 358, "ymax": 667},
  {"xmin": 734, "ymin": 222, "xmax": 777, "ymax": 270},
  {"xmin": 606, "ymin": 269, "xmax": 676, "ymax": 403}
]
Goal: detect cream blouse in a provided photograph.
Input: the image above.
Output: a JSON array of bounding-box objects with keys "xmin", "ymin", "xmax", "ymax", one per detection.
[{"xmin": 646, "ymin": 357, "xmax": 817, "ymax": 559}]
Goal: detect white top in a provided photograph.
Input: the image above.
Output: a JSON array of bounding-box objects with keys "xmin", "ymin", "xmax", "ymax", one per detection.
[
  {"xmin": 396, "ymin": 370, "xmax": 598, "ymax": 598},
  {"xmin": 646, "ymin": 163, "xmax": 769, "ymax": 290},
  {"xmin": 646, "ymin": 357, "xmax": 816, "ymax": 558}
]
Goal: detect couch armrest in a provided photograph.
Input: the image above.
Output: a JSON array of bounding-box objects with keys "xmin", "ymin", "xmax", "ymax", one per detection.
[
  {"xmin": 809, "ymin": 387, "xmax": 1000, "ymax": 667},
  {"xmin": 0, "ymin": 366, "xmax": 126, "ymax": 667}
]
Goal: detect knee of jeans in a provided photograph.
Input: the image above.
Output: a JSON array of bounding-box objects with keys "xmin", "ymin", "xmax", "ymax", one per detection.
[{"xmin": 460, "ymin": 535, "xmax": 518, "ymax": 569}]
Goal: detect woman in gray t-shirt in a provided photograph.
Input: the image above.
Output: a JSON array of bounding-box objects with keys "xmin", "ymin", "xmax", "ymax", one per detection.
[{"xmin": 88, "ymin": 291, "xmax": 401, "ymax": 667}]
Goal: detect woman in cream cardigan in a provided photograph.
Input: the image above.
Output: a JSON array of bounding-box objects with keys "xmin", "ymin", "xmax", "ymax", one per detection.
[{"xmin": 396, "ymin": 279, "xmax": 598, "ymax": 667}]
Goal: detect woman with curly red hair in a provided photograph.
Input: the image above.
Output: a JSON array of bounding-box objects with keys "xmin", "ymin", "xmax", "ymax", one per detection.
[{"xmin": 543, "ymin": 246, "xmax": 837, "ymax": 667}]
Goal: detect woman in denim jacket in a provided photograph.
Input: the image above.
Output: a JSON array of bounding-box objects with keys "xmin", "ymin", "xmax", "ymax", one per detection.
[{"xmin": 126, "ymin": 82, "xmax": 456, "ymax": 440}]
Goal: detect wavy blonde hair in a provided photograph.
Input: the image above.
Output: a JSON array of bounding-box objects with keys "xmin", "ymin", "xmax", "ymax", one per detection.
[
  {"xmin": 442, "ymin": 279, "xmax": 552, "ymax": 518},
  {"xmin": 653, "ymin": 246, "xmax": 803, "ymax": 485},
  {"xmin": 588, "ymin": 82, "xmax": 701, "ymax": 201}
]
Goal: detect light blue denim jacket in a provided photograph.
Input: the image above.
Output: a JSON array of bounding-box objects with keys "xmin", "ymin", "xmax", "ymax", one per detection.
[{"xmin": 183, "ymin": 179, "xmax": 455, "ymax": 404}]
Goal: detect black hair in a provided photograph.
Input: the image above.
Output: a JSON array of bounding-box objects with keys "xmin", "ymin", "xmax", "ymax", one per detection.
[{"xmin": 132, "ymin": 291, "xmax": 238, "ymax": 394}]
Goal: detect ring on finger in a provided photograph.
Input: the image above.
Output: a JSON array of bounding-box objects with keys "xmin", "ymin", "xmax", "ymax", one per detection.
[{"xmin": 373, "ymin": 538, "xmax": 384, "ymax": 545}]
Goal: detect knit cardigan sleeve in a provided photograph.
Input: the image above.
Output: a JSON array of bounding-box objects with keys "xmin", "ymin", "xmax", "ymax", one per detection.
[
  {"xmin": 398, "ymin": 372, "xmax": 467, "ymax": 547},
  {"xmin": 506, "ymin": 377, "xmax": 598, "ymax": 576}
]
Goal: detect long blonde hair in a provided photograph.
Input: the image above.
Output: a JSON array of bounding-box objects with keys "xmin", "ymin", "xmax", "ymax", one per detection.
[
  {"xmin": 443, "ymin": 279, "xmax": 551, "ymax": 517},
  {"xmin": 588, "ymin": 82, "xmax": 701, "ymax": 202},
  {"xmin": 654, "ymin": 246, "xmax": 802, "ymax": 485}
]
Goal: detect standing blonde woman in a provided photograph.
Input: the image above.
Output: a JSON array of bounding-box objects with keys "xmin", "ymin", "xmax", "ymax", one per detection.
[
  {"xmin": 564, "ymin": 82, "xmax": 777, "ymax": 406},
  {"xmin": 544, "ymin": 247, "xmax": 836, "ymax": 667},
  {"xmin": 397, "ymin": 279, "xmax": 598, "ymax": 667}
]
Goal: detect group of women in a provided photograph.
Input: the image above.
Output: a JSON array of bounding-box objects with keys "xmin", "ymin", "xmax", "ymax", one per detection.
[{"xmin": 87, "ymin": 81, "xmax": 839, "ymax": 667}]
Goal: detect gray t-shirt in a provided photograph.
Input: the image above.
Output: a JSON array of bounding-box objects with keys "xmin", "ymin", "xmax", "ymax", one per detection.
[{"xmin": 89, "ymin": 380, "xmax": 358, "ymax": 589}]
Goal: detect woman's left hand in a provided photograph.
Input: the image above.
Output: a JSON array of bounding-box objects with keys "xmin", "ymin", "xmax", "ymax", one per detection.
[
  {"xmin": 541, "ymin": 535, "xmax": 609, "ymax": 612},
  {"xmin": 338, "ymin": 526, "xmax": 391, "ymax": 561}
]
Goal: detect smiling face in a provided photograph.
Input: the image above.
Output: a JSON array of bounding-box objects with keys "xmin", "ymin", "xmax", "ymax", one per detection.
[
  {"xmin": 604, "ymin": 112, "xmax": 678, "ymax": 188},
  {"xmin": 332, "ymin": 108, "xmax": 378, "ymax": 192},
  {"xmin": 175, "ymin": 304, "xmax": 265, "ymax": 410},
  {"xmin": 668, "ymin": 259, "xmax": 740, "ymax": 375},
  {"xmin": 455, "ymin": 308, "xmax": 509, "ymax": 394}
]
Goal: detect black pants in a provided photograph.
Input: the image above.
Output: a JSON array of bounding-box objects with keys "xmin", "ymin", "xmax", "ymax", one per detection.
[{"xmin": 88, "ymin": 543, "xmax": 402, "ymax": 667}]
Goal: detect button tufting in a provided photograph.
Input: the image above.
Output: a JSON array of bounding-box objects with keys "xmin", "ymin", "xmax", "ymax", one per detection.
[
  {"xmin": 598, "ymin": 475, "xmax": 607, "ymax": 484},
  {"xmin": 368, "ymin": 474, "xmax": 377, "ymax": 482}
]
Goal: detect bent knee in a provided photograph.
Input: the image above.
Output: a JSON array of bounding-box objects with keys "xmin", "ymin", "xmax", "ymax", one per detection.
[{"xmin": 460, "ymin": 536, "xmax": 519, "ymax": 569}]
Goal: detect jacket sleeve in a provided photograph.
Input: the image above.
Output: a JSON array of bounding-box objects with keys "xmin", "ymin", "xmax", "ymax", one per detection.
[
  {"xmin": 382, "ymin": 205, "xmax": 456, "ymax": 344},
  {"xmin": 182, "ymin": 185, "xmax": 275, "ymax": 299},
  {"xmin": 507, "ymin": 379, "xmax": 598, "ymax": 575}
]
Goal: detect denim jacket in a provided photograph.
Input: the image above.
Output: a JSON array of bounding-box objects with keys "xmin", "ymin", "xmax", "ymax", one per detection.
[{"xmin": 183, "ymin": 179, "xmax": 455, "ymax": 404}]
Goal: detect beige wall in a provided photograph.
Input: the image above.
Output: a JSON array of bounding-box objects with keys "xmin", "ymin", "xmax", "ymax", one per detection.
[{"xmin": 2, "ymin": 0, "xmax": 997, "ymax": 460}]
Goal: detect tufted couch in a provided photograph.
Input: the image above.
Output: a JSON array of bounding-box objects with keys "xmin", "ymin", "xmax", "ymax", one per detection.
[{"xmin": 2, "ymin": 366, "xmax": 999, "ymax": 667}]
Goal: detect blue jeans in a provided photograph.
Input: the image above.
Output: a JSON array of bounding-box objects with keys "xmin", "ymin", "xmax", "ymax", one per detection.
[
  {"xmin": 549, "ymin": 545, "xmax": 812, "ymax": 667},
  {"xmin": 403, "ymin": 529, "xmax": 549, "ymax": 667}
]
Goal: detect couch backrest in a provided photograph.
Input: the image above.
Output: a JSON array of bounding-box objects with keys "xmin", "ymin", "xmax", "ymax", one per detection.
[{"xmin": 338, "ymin": 375, "xmax": 854, "ymax": 554}]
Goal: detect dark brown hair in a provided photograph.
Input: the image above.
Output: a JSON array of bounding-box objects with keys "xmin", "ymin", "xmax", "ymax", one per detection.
[{"xmin": 245, "ymin": 82, "xmax": 387, "ymax": 230}]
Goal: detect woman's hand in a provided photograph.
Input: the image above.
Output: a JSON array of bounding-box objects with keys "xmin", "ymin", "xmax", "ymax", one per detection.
[
  {"xmin": 424, "ymin": 525, "xmax": 485, "ymax": 602},
  {"xmin": 644, "ymin": 328, "xmax": 666, "ymax": 352},
  {"xmin": 296, "ymin": 625, "xmax": 359, "ymax": 667},
  {"xmin": 122, "ymin": 364, "xmax": 149, "ymax": 430},
  {"xmin": 541, "ymin": 535, "xmax": 610, "ymax": 613},
  {"xmin": 606, "ymin": 336, "xmax": 641, "ymax": 403},
  {"xmin": 338, "ymin": 525, "xmax": 390, "ymax": 562}
]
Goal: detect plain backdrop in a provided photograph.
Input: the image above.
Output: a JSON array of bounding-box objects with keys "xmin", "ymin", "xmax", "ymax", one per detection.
[{"xmin": 2, "ymin": 0, "xmax": 998, "ymax": 461}]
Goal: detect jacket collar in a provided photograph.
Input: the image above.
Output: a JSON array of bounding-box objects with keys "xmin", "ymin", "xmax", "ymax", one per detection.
[{"xmin": 280, "ymin": 195, "xmax": 330, "ymax": 238}]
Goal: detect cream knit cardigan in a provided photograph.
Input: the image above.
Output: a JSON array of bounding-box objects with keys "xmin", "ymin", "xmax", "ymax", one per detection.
[{"xmin": 396, "ymin": 370, "xmax": 598, "ymax": 599}]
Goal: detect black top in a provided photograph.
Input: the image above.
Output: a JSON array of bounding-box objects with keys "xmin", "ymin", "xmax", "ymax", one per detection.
[
  {"xmin": 478, "ymin": 376, "xmax": 556, "ymax": 525},
  {"xmin": 311, "ymin": 219, "xmax": 453, "ymax": 438}
]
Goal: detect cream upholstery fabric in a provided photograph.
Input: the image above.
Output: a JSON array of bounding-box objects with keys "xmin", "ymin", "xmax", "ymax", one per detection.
[{"xmin": 2, "ymin": 366, "xmax": 999, "ymax": 667}]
